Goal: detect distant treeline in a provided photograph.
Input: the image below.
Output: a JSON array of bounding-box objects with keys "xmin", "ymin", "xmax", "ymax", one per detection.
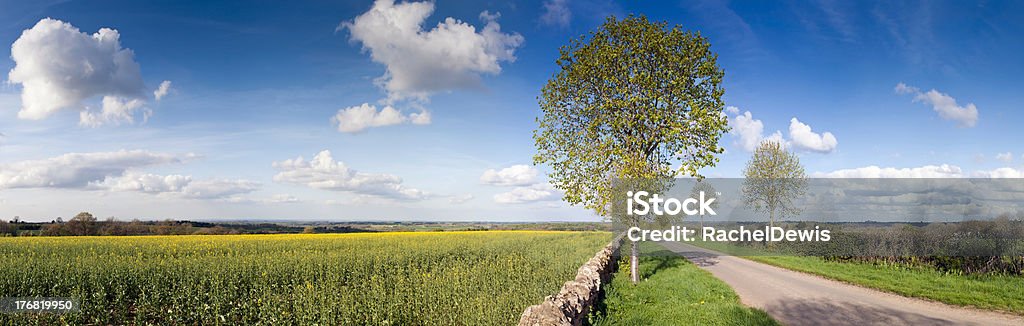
[
  {"xmin": 0, "ymin": 212, "xmax": 372, "ymax": 237},
  {"xmin": 0, "ymin": 213, "xmax": 612, "ymax": 237}
]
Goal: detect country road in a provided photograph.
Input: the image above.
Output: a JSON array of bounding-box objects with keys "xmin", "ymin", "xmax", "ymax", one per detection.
[{"xmin": 660, "ymin": 242, "xmax": 1024, "ymax": 326}]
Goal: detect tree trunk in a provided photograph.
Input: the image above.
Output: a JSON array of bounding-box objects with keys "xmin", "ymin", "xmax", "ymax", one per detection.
[{"xmin": 630, "ymin": 239, "xmax": 640, "ymax": 284}]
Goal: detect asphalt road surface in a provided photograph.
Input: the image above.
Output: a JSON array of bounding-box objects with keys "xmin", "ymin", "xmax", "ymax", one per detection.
[{"xmin": 660, "ymin": 241, "xmax": 1024, "ymax": 326}]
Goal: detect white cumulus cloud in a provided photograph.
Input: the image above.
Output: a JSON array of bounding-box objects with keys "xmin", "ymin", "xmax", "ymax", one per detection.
[
  {"xmin": 7, "ymin": 18, "xmax": 158, "ymax": 126},
  {"xmin": 894, "ymin": 82, "xmax": 918, "ymax": 95},
  {"xmin": 333, "ymin": 0, "xmax": 521, "ymax": 132},
  {"xmin": 181, "ymin": 179, "xmax": 261, "ymax": 199},
  {"xmin": 96, "ymin": 172, "xmax": 260, "ymax": 199},
  {"xmin": 0, "ymin": 150, "xmax": 256, "ymax": 200},
  {"xmin": 729, "ymin": 110, "xmax": 785, "ymax": 152},
  {"xmin": 494, "ymin": 183, "xmax": 558, "ymax": 204},
  {"xmin": 895, "ymin": 82, "xmax": 978, "ymax": 127},
  {"xmin": 154, "ymin": 80, "xmax": 172, "ymax": 101},
  {"xmin": 788, "ymin": 118, "xmax": 838, "ymax": 153},
  {"xmin": 273, "ymin": 150, "xmax": 428, "ymax": 201},
  {"xmin": 341, "ymin": 0, "xmax": 523, "ymax": 101},
  {"xmin": 973, "ymin": 167, "xmax": 1024, "ymax": 178},
  {"xmin": 773, "ymin": 162, "xmax": 1024, "ymax": 179},
  {"xmin": 727, "ymin": 109, "xmax": 837, "ymax": 153},
  {"xmin": 0, "ymin": 150, "xmax": 182, "ymax": 189},
  {"xmin": 731, "ymin": 110, "xmax": 767, "ymax": 151},
  {"xmin": 813, "ymin": 164, "xmax": 964, "ymax": 178},
  {"xmin": 331, "ymin": 103, "xmax": 429, "ymax": 133},
  {"xmin": 79, "ymin": 96, "xmax": 150, "ymax": 127},
  {"xmin": 480, "ymin": 164, "xmax": 539, "ymax": 186},
  {"xmin": 98, "ymin": 172, "xmax": 192, "ymax": 193},
  {"xmin": 337, "ymin": 104, "xmax": 404, "ymax": 132},
  {"xmin": 480, "ymin": 164, "xmax": 560, "ymax": 204}
]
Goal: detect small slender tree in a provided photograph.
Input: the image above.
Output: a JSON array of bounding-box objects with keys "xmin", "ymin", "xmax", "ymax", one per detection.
[
  {"xmin": 534, "ymin": 15, "xmax": 728, "ymax": 284},
  {"xmin": 741, "ymin": 140, "xmax": 807, "ymax": 231},
  {"xmin": 690, "ymin": 180, "xmax": 718, "ymax": 229}
]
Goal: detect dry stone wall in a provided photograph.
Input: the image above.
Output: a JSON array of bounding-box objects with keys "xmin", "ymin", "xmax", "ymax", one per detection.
[{"xmin": 518, "ymin": 234, "xmax": 624, "ymax": 326}]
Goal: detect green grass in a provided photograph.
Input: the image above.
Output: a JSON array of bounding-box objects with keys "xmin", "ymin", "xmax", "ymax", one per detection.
[
  {"xmin": 747, "ymin": 255, "xmax": 1024, "ymax": 315},
  {"xmin": 590, "ymin": 242, "xmax": 778, "ymax": 326}
]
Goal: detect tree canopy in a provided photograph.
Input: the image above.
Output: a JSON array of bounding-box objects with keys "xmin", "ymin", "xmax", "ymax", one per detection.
[
  {"xmin": 534, "ymin": 15, "xmax": 728, "ymax": 220},
  {"xmin": 741, "ymin": 140, "xmax": 807, "ymax": 229}
]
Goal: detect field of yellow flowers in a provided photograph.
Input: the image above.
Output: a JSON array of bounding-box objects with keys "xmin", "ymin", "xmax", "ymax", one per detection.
[{"xmin": 0, "ymin": 231, "xmax": 611, "ymax": 325}]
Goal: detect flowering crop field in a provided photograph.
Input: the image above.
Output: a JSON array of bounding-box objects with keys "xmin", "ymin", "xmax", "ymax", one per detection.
[{"xmin": 0, "ymin": 231, "xmax": 611, "ymax": 325}]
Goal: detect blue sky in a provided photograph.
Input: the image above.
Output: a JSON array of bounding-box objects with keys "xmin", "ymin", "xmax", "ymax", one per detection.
[{"xmin": 0, "ymin": 0, "xmax": 1021, "ymax": 222}]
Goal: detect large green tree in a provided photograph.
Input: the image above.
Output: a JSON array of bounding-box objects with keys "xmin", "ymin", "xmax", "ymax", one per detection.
[
  {"xmin": 69, "ymin": 211, "xmax": 98, "ymax": 236},
  {"xmin": 534, "ymin": 15, "xmax": 728, "ymax": 284},
  {"xmin": 741, "ymin": 140, "xmax": 807, "ymax": 231}
]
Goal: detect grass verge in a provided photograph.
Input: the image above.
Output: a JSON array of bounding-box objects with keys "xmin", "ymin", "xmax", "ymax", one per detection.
[
  {"xmin": 589, "ymin": 242, "xmax": 778, "ymax": 325},
  {"xmin": 746, "ymin": 255, "xmax": 1024, "ymax": 315}
]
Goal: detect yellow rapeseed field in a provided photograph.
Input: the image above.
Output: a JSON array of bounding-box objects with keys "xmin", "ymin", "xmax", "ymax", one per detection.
[{"xmin": 0, "ymin": 231, "xmax": 611, "ymax": 325}]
